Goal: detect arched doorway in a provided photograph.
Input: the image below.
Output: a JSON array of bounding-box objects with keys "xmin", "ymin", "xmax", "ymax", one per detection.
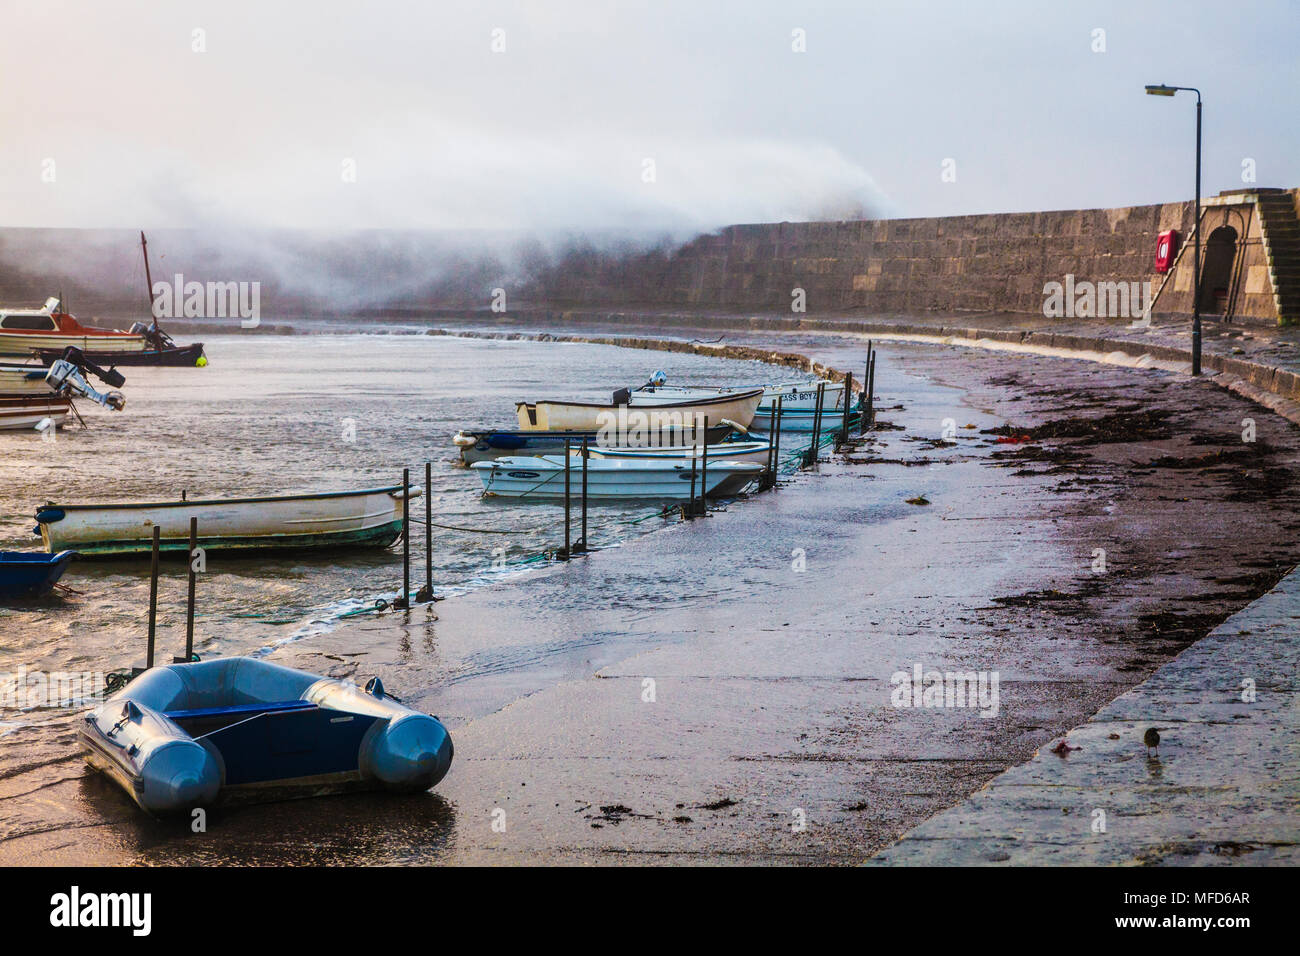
[{"xmin": 1198, "ymin": 225, "xmax": 1238, "ymax": 315}]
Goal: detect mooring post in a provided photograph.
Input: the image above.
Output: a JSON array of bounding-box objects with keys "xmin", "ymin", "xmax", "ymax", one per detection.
[
  {"xmin": 578, "ymin": 437, "xmax": 589, "ymax": 553},
  {"xmin": 417, "ymin": 460, "xmax": 433, "ymax": 602},
  {"xmin": 182, "ymin": 516, "xmax": 197, "ymax": 662},
  {"xmin": 688, "ymin": 454, "xmax": 697, "ymax": 519},
  {"xmin": 772, "ymin": 395, "xmax": 784, "ymax": 480},
  {"xmin": 807, "ymin": 382, "xmax": 825, "ymax": 467},
  {"xmin": 699, "ymin": 415, "xmax": 709, "ymax": 516},
  {"xmin": 867, "ymin": 348, "xmax": 877, "ymax": 429},
  {"xmin": 563, "ymin": 438, "xmax": 572, "ymax": 558},
  {"xmin": 839, "ymin": 371, "xmax": 853, "ymax": 448},
  {"xmin": 394, "ymin": 467, "xmax": 411, "ymax": 609},
  {"xmin": 861, "ymin": 342, "xmax": 872, "ymax": 435},
  {"xmin": 146, "ymin": 525, "xmax": 160, "ymax": 669}
]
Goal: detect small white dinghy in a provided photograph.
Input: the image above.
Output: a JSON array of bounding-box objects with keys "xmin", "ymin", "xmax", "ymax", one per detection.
[
  {"xmin": 516, "ymin": 388, "xmax": 763, "ymax": 432},
  {"xmin": 473, "ymin": 455, "xmax": 762, "ymax": 500},
  {"xmin": 36, "ymin": 485, "xmax": 419, "ymax": 557}
]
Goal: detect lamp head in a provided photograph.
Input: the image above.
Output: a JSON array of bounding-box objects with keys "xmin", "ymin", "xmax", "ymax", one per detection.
[{"xmin": 1145, "ymin": 84, "xmax": 1177, "ymax": 96}]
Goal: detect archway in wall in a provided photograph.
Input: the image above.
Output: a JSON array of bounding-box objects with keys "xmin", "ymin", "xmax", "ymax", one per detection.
[{"xmin": 1198, "ymin": 225, "xmax": 1238, "ymax": 315}]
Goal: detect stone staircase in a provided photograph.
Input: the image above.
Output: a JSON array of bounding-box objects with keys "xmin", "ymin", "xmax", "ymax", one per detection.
[{"xmin": 1256, "ymin": 190, "xmax": 1300, "ymax": 323}]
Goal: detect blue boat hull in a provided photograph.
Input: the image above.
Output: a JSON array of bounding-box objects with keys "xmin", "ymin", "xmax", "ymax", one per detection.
[{"xmin": 0, "ymin": 550, "xmax": 76, "ymax": 599}]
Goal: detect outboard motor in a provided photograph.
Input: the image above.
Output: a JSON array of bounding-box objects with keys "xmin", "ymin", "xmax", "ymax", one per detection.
[
  {"xmin": 46, "ymin": 360, "xmax": 126, "ymax": 410},
  {"xmin": 52, "ymin": 346, "xmax": 126, "ymax": 388},
  {"xmin": 612, "ymin": 387, "xmax": 632, "ymax": 406}
]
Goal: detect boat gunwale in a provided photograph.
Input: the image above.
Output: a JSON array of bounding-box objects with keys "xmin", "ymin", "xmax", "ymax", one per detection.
[
  {"xmin": 515, "ymin": 387, "xmax": 764, "ymax": 411},
  {"xmin": 40, "ymin": 484, "xmax": 416, "ymax": 513}
]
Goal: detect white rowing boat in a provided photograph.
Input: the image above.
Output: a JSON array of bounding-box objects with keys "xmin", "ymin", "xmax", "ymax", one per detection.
[
  {"xmin": 584, "ymin": 439, "xmax": 772, "ymax": 468},
  {"xmin": 473, "ymin": 456, "xmax": 762, "ymax": 500},
  {"xmin": 35, "ymin": 485, "xmax": 420, "ymax": 556},
  {"xmin": 515, "ymin": 388, "xmax": 763, "ymax": 432}
]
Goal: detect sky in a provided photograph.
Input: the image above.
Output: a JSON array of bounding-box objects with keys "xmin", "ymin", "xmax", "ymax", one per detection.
[{"xmin": 1, "ymin": 0, "xmax": 1297, "ymax": 237}]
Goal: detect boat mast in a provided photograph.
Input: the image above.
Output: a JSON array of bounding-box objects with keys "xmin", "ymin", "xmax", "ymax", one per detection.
[{"xmin": 140, "ymin": 230, "xmax": 160, "ymax": 332}]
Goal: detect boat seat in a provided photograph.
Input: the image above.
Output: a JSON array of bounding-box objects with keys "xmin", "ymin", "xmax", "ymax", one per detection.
[{"xmin": 163, "ymin": 699, "xmax": 316, "ymax": 721}]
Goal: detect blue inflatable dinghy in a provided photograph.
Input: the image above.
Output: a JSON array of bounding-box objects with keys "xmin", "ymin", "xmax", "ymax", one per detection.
[{"xmin": 79, "ymin": 657, "xmax": 453, "ymax": 814}]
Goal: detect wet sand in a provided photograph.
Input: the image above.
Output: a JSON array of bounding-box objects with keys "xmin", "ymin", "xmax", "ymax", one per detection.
[{"xmin": 4, "ymin": 340, "xmax": 1299, "ymax": 864}]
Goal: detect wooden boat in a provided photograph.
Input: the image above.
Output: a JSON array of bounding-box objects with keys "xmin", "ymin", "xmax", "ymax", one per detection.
[
  {"xmin": 473, "ymin": 455, "xmax": 762, "ymax": 500},
  {"xmin": 0, "ymin": 394, "xmax": 72, "ymax": 430},
  {"xmin": 585, "ymin": 439, "xmax": 772, "ymax": 468},
  {"xmin": 516, "ymin": 387, "xmax": 763, "ymax": 432},
  {"xmin": 453, "ymin": 422, "xmax": 735, "ymax": 465},
  {"xmin": 35, "ymin": 485, "xmax": 419, "ymax": 556},
  {"xmin": 0, "ymin": 550, "xmax": 77, "ymax": 600},
  {"xmin": 80, "ymin": 657, "xmax": 453, "ymax": 814},
  {"xmin": 0, "ymin": 297, "xmax": 151, "ymax": 358}
]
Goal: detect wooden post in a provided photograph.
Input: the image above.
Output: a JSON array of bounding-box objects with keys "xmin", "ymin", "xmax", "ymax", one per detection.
[
  {"xmin": 146, "ymin": 525, "xmax": 160, "ymax": 669},
  {"xmin": 394, "ymin": 468, "xmax": 410, "ymax": 609},
  {"xmin": 861, "ymin": 342, "xmax": 872, "ymax": 435},
  {"xmin": 563, "ymin": 438, "xmax": 571, "ymax": 558},
  {"xmin": 183, "ymin": 516, "xmax": 197, "ymax": 661},
  {"xmin": 417, "ymin": 461, "xmax": 433, "ymax": 602}
]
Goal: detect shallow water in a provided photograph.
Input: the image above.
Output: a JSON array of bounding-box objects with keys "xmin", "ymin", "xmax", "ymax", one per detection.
[{"xmin": 0, "ymin": 333, "xmax": 808, "ymax": 710}]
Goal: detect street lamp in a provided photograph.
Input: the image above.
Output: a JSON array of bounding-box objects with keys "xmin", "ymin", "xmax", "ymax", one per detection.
[{"xmin": 1145, "ymin": 83, "xmax": 1202, "ymax": 375}]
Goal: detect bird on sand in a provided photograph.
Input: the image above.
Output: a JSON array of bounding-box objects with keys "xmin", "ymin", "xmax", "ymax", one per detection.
[{"xmin": 1143, "ymin": 727, "xmax": 1160, "ymax": 756}]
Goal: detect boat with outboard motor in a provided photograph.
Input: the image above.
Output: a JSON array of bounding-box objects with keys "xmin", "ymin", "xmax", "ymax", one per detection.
[{"xmin": 79, "ymin": 656, "xmax": 453, "ymax": 814}]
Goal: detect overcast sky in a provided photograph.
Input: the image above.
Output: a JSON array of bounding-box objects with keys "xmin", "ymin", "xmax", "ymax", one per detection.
[{"xmin": 2, "ymin": 0, "xmax": 1297, "ymax": 235}]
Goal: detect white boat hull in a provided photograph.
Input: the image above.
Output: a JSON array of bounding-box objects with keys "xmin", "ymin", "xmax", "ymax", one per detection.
[
  {"xmin": 0, "ymin": 331, "xmax": 150, "ymax": 357},
  {"xmin": 636, "ymin": 380, "xmax": 845, "ymax": 412},
  {"xmin": 586, "ymin": 440, "xmax": 772, "ymax": 468},
  {"xmin": 37, "ymin": 486, "xmax": 419, "ymax": 556},
  {"xmin": 516, "ymin": 389, "xmax": 763, "ymax": 432},
  {"xmin": 473, "ymin": 456, "xmax": 762, "ymax": 500}
]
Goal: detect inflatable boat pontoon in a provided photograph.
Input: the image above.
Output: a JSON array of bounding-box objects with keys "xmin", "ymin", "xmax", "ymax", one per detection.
[{"xmin": 79, "ymin": 657, "xmax": 453, "ymax": 814}]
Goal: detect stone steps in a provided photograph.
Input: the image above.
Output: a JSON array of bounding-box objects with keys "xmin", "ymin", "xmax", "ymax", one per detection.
[{"xmin": 1256, "ymin": 195, "xmax": 1300, "ymax": 323}]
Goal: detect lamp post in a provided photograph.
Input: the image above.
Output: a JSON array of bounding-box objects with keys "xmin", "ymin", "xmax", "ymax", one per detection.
[{"xmin": 1145, "ymin": 84, "xmax": 1202, "ymax": 376}]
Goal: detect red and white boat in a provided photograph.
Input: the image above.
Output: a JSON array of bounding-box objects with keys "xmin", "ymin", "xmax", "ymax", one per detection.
[{"xmin": 0, "ymin": 297, "xmax": 151, "ymax": 358}]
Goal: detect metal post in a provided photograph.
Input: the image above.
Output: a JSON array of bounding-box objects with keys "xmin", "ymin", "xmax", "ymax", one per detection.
[
  {"xmin": 417, "ymin": 461, "xmax": 433, "ymax": 602},
  {"xmin": 700, "ymin": 415, "xmax": 708, "ymax": 514},
  {"xmin": 563, "ymin": 438, "xmax": 571, "ymax": 558},
  {"xmin": 866, "ymin": 349, "xmax": 876, "ymax": 429},
  {"xmin": 1192, "ymin": 95, "xmax": 1202, "ymax": 376},
  {"xmin": 183, "ymin": 516, "xmax": 197, "ymax": 662},
  {"xmin": 861, "ymin": 344, "xmax": 872, "ymax": 435},
  {"xmin": 688, "ymin": 454, "xmax": 697, "ymax": 519},
  {"xmin": 839, "ymin": 371, "xmax": 853, "ymax": 446},
  {"xmin": 579, "ymin": 437, "xmax": 589, "ymax": 552},
  {"xmin": 394, "ymin": 467, "xmax": 410, "ymax": 609},
  {"xmin": 146, "ymin": 525, "xmax": 160, "ymax": 669},
  {"xmin": 772, "ymin": 395, "xmax": 783, "ymax": 478}
]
